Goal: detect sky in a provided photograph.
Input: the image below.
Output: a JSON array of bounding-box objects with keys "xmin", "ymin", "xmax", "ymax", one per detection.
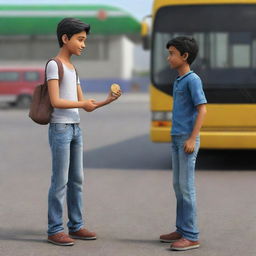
[
  {"xmin": 0, "ymin": 0, "xmax": 152, "ymax": 70},
  {"xmin": 0, "ymin": 0, "xmax": 153, "ymax": 20}
]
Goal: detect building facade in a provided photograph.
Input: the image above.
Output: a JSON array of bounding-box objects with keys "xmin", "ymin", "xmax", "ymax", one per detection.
[{"xmin": 0, "ymin": 5, "xmax": 143, "ymax": 91}]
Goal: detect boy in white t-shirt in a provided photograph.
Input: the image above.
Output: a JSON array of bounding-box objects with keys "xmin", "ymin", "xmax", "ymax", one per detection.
[{"xmin": 46, "ymin": 17, "xmax": 121, "ymax": 246}]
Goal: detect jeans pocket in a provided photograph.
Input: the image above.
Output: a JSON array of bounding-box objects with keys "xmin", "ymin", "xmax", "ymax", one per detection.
[{"xmin": 54, "ymin": 123, "xmax": 69, "ymax": 133}]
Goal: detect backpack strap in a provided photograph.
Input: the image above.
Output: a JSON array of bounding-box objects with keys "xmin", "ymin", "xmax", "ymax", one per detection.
[
  {"xmin": 52, "ymin": 57, "xmax": 64, "ymax": 83},
  {"xmin": 44, "ymin": 57, "xmax": 64, "ymax": 84}
]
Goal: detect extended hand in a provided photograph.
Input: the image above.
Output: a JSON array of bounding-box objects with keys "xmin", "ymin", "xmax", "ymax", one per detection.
[
  {"xmin": 107, "ymin": 90, "xmax": 122, "ymax": 103},
  {"xmin": 184, "ymin": 138, "xmax": 196, "ymax": 154}
]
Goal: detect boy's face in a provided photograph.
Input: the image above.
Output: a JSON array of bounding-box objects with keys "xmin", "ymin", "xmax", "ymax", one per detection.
[
  {"xmin": 167, "ymin": 46, "xmax": 188, "ymax": 69},
  {"xmin": 64, "ymin": 31, "xmax": 87, "ymax": 56}
]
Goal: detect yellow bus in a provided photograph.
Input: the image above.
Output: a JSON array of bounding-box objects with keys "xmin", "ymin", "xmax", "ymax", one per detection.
[{"xmin": 142, "ymin": 0, "xmax": 256, "ymax": 149}]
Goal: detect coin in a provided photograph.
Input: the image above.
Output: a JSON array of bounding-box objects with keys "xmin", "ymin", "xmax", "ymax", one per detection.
[{"xmin": 111, "ymin": 83, "xmax": 120, "ymax": 94}]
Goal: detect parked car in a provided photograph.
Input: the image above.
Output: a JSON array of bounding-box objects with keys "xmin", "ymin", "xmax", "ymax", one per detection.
[{"xmin": 0, "ymin": 67, "xmax": 44, "ymax": 108}]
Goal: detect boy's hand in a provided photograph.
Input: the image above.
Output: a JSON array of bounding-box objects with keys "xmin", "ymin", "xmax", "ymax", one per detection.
[
  {"xmin": 106, "ymin": 90, "xmax": 122, "ymax": 103},
  {"xmin": 184, "ymin": 137, "xmax": 196, "ymax": 154},
  {"xmin": 83, "ymin": 99, "xmax": 97, "ymax": 112}
]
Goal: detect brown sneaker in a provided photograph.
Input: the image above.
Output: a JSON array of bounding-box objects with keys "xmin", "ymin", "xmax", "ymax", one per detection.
[
  {"xmin": 47, "ymin": 232, "xmax": 75, "ymax": 246},
  {"xmin": 160, "ymin": 231, "xmax": 182, "ymax": 243},
  {"xmin": 171, "ymin": 237, "xmax": 200, "ymax": 251},
  {"xmin": 69, "ymin": 228, "xmax": 97, "ymax": 240}
]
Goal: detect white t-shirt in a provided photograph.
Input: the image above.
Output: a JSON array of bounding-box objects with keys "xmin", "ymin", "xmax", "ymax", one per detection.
[{"xmin": 46, "ymin": 60, "xmax": 81, "ymax": 123}]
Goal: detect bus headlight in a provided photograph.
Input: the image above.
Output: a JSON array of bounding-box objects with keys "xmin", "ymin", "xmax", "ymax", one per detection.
[
  {"xmin": 152, "ymin": 111, "xmax": 172, "ymax": 127},
  {"xmin": 166, "ymin": 112, "xmax": 172, "ymax": 121},
  {"xmin": 152, "ymin": 111, "xmax": 165, "ymax": 121},
  {"xmin": 152, "ymin": 111, "xmax": 172, "ymax": 121}
]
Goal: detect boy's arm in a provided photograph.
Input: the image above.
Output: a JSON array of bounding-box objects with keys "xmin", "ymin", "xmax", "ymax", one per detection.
[
  {"xmin": 93, "ymin": 90, "xmax": 122, "ymax": 109},
  {"xmin": 77, "ymin": 84, "xmax": 85, "ymax": 101},
  {"xmin": 48, "ymin": 79, "xmax": 96, "ymax": 111},
  {"xmin": 184, "ymin": 104, "xmax": 207, "ymax": 153},
  {"xmin": 76, "ymin": 83, "xmax": 120, "ymax": 110}
]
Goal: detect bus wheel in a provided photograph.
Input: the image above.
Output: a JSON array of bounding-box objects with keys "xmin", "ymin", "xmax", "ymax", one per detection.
[{"xmin": 16, "ymin": 95, "xmax": 32, "ymax": 109}]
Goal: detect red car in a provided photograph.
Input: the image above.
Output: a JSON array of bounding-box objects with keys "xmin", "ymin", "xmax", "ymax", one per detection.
[{"xmin": 0, "ymin": 67, "xmax": 44, "ymax": 108}]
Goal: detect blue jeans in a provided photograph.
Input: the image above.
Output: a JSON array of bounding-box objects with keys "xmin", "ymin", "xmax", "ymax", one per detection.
[
  {"xmin": 171, "ymin": 135, "xmax": 200, "ymax": 241},
  {"xmin": 48, "ymin": 123, "xmax": 84, "ymax": 235}
]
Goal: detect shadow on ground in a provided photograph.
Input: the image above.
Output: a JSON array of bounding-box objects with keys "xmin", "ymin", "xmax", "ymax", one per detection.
[
  {"xmin": 0, "ymin": 228, "xmax": 44, "ymax": 243},
  {"xmin": 198, "ymin": 149, "xmax": 256, "ymax": 170},
  {"xmin": 84, "ymin": 134, "xmax": 256, "ymax": 171},
  {"xmin": 84, "ymin": 135, "xmax": 171, "ymax": 170}
]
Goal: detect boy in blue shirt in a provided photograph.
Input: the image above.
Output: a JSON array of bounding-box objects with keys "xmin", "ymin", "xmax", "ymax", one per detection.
[{"xmin": 160, "ymin": 37, "xmax": 207, "ymax": 251}]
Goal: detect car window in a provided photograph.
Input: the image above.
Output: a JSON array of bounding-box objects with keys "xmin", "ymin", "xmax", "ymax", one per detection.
[
  {"xmin": 24, "ymin": 71, "xmax": 40, "ymax": 81},
  {"xmin": 0, "ymin": 71, "xmax": 19, "ymax": 81}
]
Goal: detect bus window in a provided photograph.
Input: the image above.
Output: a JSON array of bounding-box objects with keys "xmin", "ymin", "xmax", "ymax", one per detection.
[
  {"xmin": 152, "ymin": 4, "xmax": 256, "ymax": 103},
  {"xmin": 232, "ymin": 44, "xmax": 250, "ymax": 68},
  {"xmin": 209, "ymin": 33, "xmax": 228, "ymax": 68}
]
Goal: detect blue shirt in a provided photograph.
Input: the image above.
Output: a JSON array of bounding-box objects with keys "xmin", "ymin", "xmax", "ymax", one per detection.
[{"xmin": 171, "ymin": 71, "xmax": 207, "ymax": 135}]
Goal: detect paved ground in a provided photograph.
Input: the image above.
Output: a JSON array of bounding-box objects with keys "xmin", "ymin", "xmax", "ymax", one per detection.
[{"xmin": 1, "ymin": 93, "xmax": 256, "ymax": 256}]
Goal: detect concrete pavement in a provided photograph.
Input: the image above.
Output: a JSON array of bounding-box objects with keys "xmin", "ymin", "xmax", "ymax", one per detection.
[{"xmin": 1, "ymin": 93, "xmax": 256, "ymax": 256}]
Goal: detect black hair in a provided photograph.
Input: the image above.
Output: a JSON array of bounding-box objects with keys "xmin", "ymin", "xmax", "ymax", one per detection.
[
  {"xmin": 166, "ymin": 36, "xmax": 198, "ymax": 65},
  {"xmin": 57, "ymin": 17, "xmax": 90, "ymax": 47}
]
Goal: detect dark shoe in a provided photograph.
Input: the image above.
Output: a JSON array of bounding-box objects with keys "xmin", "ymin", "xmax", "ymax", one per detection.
[
  {"xmin": 160, "ymin": 231, "xmax": 182, "ymax": 243},
  {"xmin": 171, "ymin": 237, "xmax": 200, "ymax": 251},
  {"xmin": 47, "ymin": 232, "xmax": 75, "ymax": 246},
  {"xmin": 69, "ymin": 228, "xmax": 97, "ymax": 240}
]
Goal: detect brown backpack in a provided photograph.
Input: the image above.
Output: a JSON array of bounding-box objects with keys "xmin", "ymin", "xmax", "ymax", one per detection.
[{"xmin": 29, "ymin": 58, "xmax": 64, "ymax": 125}]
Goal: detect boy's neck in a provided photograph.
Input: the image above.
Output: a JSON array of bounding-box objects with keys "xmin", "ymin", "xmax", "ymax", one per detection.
[
  {"xmin": 56, "ymin": 47, "xmax": 72, "ymax": 64},
  {"xmin": 177, "ymin": 64, "xmax": 191, "ymax": 77}
]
